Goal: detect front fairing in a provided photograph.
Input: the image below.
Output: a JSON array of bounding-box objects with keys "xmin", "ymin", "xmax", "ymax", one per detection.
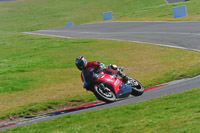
[
  {"xmin": 95, "ymin": 73, "xmax": 122, "ymax": 94},
  {"xmin": 95, "ymin": 73, "xmax": 132, "ymax": 98}
]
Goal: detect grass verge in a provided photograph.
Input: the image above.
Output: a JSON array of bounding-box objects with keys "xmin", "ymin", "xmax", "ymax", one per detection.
[
  {"xmin": 4, "ymin": 87, "xmax": 200, "ymax": 132},
  {"xmin": 0, "ymin": 35, "xmax": 200, "ymax": 121},
  {"xmin": 0, "ymin": 0, "xmax": 200, "ymax": 121}
]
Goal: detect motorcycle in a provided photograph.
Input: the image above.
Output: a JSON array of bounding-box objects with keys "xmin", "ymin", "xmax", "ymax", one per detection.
[{"xmin": 84, "ymin": 66, "xmax": 144, "ymax": 103}]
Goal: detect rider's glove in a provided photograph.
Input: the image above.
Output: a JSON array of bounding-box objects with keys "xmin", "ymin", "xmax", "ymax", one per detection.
[
  {"xmin": 96, "ymin": 63, "xmax": 105, "ymax": 73},
  {"xmin": 122, "ymin": 75, "xmax": 129, "ymax": 83}
]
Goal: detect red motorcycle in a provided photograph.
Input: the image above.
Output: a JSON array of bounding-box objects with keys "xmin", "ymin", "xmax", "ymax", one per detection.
[{"xmin": 85, "ymin": 67, "xmax": 144, "ymax": 103}]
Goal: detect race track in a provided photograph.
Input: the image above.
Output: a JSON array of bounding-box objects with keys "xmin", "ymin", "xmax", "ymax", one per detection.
[
  {"xmin": 1, "ymin": 21, "xmax": 200, "ymax": 130},
  {"xmin": 24, "ymin": 21, "xmax": 200, "ymax": 52},
  {"xmin": 1, "ymin": 75, "xmax": 200, "ymax": 130}
]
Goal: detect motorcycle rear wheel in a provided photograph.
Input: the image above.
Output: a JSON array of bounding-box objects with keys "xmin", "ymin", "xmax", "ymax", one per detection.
[{"xmin": 93, "ymin": 84, "xmax": 116, "ymax": 103}]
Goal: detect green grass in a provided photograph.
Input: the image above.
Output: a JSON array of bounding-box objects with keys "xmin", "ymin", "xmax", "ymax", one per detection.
[
  {"xmin": 0, "ymin": 0, "xmax": 200, "ymax": 121},
  {"xmin": 4, "ymin": 88, "xmax": 200, "ymax": 132},
  {"xmin": 0, "ymin": 35, "xmax": 200, "ymax": 120},
  {"xmin": 0, "ymin": 0, "xmax": 199, "ymax": 33}
]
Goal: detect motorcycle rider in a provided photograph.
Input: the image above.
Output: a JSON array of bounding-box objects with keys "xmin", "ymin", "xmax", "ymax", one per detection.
[{"xmin": 75, "ymin": 56, "xmax": 129, "ymax": 90}]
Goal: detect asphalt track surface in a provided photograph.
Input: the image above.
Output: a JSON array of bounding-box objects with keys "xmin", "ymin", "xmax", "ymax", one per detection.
[
  {"xmin": 1, "ymin": 21, "xmax": 200, "ymax": 130},
  {"xmin": 1, "ymin": 76, "xmax": 200, "ymax": 130},
  {"xmin": 24, "ymin": 21, "xmax": 200, "ymax": 52},
  {"xmin": 165, "ymin": 0, "xmax": 186, "ymax": 4}
]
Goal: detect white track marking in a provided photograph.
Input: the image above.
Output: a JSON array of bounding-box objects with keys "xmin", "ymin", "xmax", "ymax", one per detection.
[
  {"xmin": 95, "ymin": 38, "xmax": 200, "ymax": 52},
  {"xmin": 30, "ymin": 30, "xmax": 200, "ymax": 36},
  {"xmin": 23, "ymin": 32, "xmax": 200, "ymax": 52},
  {"xmin": 23, "ymin": 32, "xmax": 72, "ymax": 38}
]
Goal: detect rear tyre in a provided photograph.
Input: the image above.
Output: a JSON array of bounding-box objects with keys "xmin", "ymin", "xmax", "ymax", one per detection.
[
  {"xmin": 93, "ymin": 84, "xmax": 116, "ymax": 103},
  {"xmin": 129, "ymin": 78, "xmax": 144, "ymax": 96}
]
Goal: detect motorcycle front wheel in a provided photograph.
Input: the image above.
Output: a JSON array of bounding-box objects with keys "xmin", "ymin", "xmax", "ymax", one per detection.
[
  {"xmin": 93, "ymin": 84, "xmax": 116, "ymax": 103},
  {"xmin": 129, "ymin": 78, "xmax": 144, "ymax": 96}
]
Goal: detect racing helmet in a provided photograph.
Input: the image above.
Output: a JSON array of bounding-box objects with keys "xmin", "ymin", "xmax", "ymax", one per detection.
[{"xmin": 75, "ymin": 56, "xmax": 87, "ymax": 70}]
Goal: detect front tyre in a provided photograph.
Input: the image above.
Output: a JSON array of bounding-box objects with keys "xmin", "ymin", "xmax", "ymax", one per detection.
[
  {"xmin": 129, "ymin": 78, "xmax": 144, "ymax": 96},
  {"xmin": 93, "ymin": 84, "xmax": 116, "ymax": 103}
]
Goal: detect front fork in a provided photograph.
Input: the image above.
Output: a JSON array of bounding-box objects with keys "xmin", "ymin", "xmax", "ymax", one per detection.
[{"xmin": 127, "ymin": 78, "xmax": 139, "ymax": 87}]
